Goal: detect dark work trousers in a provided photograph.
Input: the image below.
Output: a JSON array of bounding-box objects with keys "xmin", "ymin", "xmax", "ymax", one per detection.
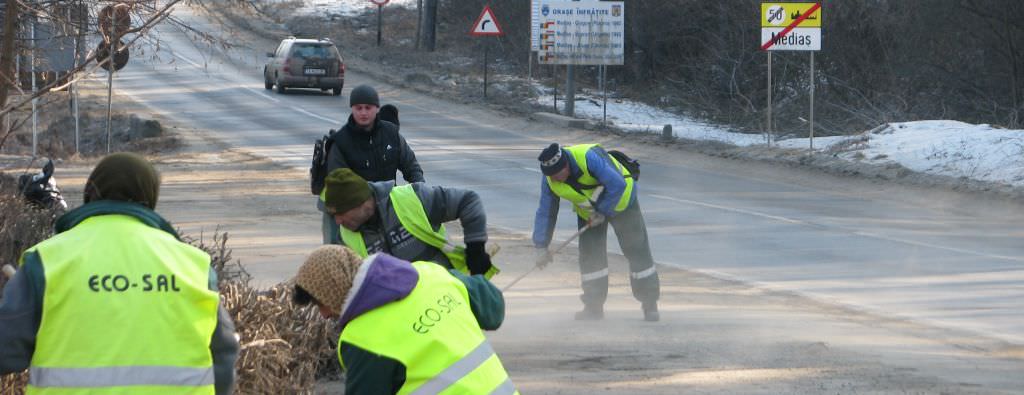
[
  {"xmin": 322, "ymin": 211, "xmax": 341, "ymax": 245},
  {"xmin": 576, "ymin": 200, "xmax": 660, "ymax": 307}
]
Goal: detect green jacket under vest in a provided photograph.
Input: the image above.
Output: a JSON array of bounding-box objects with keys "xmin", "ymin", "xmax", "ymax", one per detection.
[
  {"xmin": 336, "ymin": 254, "xmax": 512, "ymax": 394},
  {"xmin": 0, "ymin": 201, "xmax": 240, "ymax": 395}
]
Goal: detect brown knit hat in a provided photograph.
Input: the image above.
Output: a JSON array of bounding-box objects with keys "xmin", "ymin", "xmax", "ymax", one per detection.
[
  {"xmin": 294, "ymin": 245, "xmax": 363, "ymax": 315},
  {"xmin": 84, "ymin": 152, "xmax": 160, "ymax": 209}
]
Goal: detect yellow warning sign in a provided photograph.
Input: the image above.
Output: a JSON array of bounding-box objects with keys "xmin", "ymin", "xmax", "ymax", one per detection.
[{"xmin": 761, "ymin": 2, "xmax": 821, "ymax": 28}]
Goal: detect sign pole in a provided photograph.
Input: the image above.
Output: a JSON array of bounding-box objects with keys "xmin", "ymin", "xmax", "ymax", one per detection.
[
  {"xmin": 30, "ymin": 20, "xmax": 37, "ymax": 157},
  {"xmin": 809, "ymin": 51, "xmax": 815, "ymax": 150},
  {"xmin": 601, "ymin": 65, "xmax": 608, "ymax": 126},
  {"xmin": 483, "ymin": 41, "xmax": 489, "ymax": 99},
  {"xmin": 565, "ymin": 64, "xmax": 575, "ymax": 117},
  {"xmin": 527, "ymin": 51, "xmax": 533, "ymax": 88},
  {"xmin": 106, "ymin": 38, "xmax": 114, "ymax": 155},
  {"xmin": 767, "ymin": 51, "xmax": 772, "ymax": 146},
  {"xmin": 377, "ymin": 4, "xmax": 383, "ymax": 46}
]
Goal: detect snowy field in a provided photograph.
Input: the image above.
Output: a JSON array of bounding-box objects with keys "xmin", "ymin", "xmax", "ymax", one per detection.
[{"xmin": 537, "ymin": 89, "xmax": 1024, "ymax": 188}]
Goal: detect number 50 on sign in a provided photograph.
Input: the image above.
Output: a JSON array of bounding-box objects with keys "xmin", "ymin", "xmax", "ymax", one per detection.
[{"xmin": 761, "ymin": 2, "xmax": 821, "ymax": 51}]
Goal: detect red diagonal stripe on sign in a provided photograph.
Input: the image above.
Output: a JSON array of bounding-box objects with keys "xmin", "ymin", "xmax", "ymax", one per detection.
[{"xmin": 761, "ymin": 2, "xmax": 821, "ymax": 50}]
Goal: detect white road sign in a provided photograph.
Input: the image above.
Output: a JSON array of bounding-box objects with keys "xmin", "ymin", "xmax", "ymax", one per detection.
[
  {"xmin": 536, "ymin": 0, "xmax": 624, "ymax": 65},
  {"xmin": 760, "ymin": 2, "xmax": 822, "ymax": 51}
]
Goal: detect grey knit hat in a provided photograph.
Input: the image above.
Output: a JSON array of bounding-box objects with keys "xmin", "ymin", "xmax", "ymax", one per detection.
[{"xmin": 349, "ymin": 85, "xmax": 380, "ymax": 107}]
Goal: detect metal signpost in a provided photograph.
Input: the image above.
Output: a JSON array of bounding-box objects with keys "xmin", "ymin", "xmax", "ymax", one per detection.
[
  {"xmin": 535, "ymin": 1, "xmax": 624, "ymax": 118},
  {"xmin": 470, "ymin": 6, "xmax": 504, "ymax": 99},
  {"xmin": 370, "ymin": 0, "xmax": 389, "ymax": 46},
  {"xmin": 761, "ymin": 2, "xmax": 822, "ymax": 148}
]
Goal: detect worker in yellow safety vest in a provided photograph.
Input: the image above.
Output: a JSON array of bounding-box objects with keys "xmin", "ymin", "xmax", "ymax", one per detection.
[
  {"xmin": 533, "ymin": 143, "xmax": 661, "ymax": 321},
  {"xmin": 292, "ymin": 245, "xmax": 517, "ymax": 394},
  {"xmin": 322, "ymin": 168, "xmax": 498, "ymax": 278},
  {"xmin": 0, "ymin": 153, "xmax": 239, "ymax": 394}
]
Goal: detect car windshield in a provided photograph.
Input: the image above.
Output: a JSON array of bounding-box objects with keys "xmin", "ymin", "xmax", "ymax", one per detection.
[{"xmin": 291, "ymin": 44, "xmax": 335, "ymax": 59}]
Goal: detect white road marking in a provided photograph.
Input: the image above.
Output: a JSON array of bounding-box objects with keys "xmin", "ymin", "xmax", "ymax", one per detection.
[{"xmin": 650, "ymin": 194, "xmax": 1024, "ymax": 263}]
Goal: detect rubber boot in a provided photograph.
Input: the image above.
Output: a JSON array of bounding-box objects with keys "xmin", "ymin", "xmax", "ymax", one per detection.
[
  {"xmin": 642, "ymin": 300, "xmax": 660, "ymax": 322},
  {"xmin": 574, "ymin": 304, "xmax": 604, "ymax": 321}
]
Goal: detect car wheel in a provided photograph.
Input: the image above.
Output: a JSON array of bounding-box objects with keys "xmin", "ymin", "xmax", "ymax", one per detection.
[
  {"xmin": 275, "ymin": 78, "xmax": 286, "ymax": 94},
  {"xmin": 264, "ymin": 68, "xmax": 272, "ymax": 89},
  {"xmin": 332, "ymin": 87, "xmax": 342, "ymax": 96}
]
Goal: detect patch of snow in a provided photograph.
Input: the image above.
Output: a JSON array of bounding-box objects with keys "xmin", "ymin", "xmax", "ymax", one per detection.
[
  {"xmin": 532, "ymin": 86, "xmax": 767, "ymax": 146},
  {"xmin": 795, "ymin": 121, "xmax": 1024, "ymax": 187},
  {"xmin": 292, "ymin": 0, "xmax": 417, "ymax": 17}
]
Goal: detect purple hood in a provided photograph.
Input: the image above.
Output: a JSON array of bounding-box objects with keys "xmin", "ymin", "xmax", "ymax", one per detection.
[{"xmin": 338, "ymin": 253, "xmax": 420, "ymax": 330}]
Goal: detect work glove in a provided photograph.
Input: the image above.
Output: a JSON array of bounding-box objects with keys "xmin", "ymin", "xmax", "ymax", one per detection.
[
  {"xmin": 588, "ymin": 212, "xmax": 606, "ymax": 227},
  {"xmin": 534, "ymin": 247, "xmax": 553, "ymax": 269},
  {"xmin": 464, "ymin": 241, "xmax": 493, "ymax": 276}
]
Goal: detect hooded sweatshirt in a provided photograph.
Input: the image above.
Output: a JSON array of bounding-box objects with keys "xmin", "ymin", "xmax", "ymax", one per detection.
[{"xmin": 338, "ymin": 254, "xmax": 504, "ymax": 394}]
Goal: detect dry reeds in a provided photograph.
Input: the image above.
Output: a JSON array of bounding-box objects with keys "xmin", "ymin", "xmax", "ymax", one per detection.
[{"xmin": 221, "ymin": 281, "xmax": 340, "ymax": 394}]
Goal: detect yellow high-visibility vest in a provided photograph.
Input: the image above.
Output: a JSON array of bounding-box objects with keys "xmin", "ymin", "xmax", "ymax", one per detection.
[
  {"xmin": 545, "ymin": 144, "xmax": 634, "ymax": 220},
  {"xmin": 24, "ymin": 214, "xmax": 218, "ymax": 395},
  {"xmin": 339, "ymin": 261, "xmax": 517, "ymax": 395},
  {"xmin": 341, "ymin": 184, "xmax": 498, "ymax": 278}
]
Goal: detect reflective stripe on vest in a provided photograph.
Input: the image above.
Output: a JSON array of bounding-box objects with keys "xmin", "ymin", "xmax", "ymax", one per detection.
[
  {"xmin": 30, "ymin": 366, "xmax": 214, "ymax": 388},
  {"xmin": 342, "ymin": 185, "xmax": 498, "ymax": 279},
  {"xmin": 545, "ymin": 144, "xmax": 634, "ymax": 220},
  {"xmin": 26, "ymin": 214, "xmax": 218, "ymax": 395},
  {"xmin": 340, "ymin": 261, "xmax": 517, "ymax": 395}
]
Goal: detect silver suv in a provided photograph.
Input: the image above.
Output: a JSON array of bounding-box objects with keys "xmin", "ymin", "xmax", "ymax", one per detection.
[{"xmin": 264, "ymin": 37, "xmax": 345, "ymax": 95}]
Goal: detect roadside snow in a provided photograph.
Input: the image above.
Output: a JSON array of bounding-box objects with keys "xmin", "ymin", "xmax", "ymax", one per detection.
[
  {"xmin": 534, "ymin": 88, "xmax": 1024, "ymax": 188},
  {"xmin": 785, "ymin": 121, "xmax": 1024, "ymax": 187},
  {"xmin": 295, "ymin": 0, "xmax": 416, "ymax": 17},
  {"xmin": 535, "ymin": 88, "xmax": 766, "ymax": 146}
]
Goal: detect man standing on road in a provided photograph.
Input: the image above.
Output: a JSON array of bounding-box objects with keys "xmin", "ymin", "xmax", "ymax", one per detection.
[
  {"xmin": 532, "ymin": 143, "xmax": 661, "ymax": 321},
  {"xmin": 318, "ymin": 84, "xmax": 424, "ymax": 244},
  {"xmin": 292, "ymin": 245, "xmax": 517, "ymax": 394},
  {"xmin": 323, "ymin": 168, "xmax": 498, "ymax": 278},
  {"xmin": 0, "ymin": 153, "xmax": 240, "ymax": 394}
]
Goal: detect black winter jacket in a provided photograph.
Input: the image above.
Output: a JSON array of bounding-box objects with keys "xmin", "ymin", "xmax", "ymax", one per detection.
[{"xmin": 326, "ymin": 115, "xmax": 424, "ymax": 183}]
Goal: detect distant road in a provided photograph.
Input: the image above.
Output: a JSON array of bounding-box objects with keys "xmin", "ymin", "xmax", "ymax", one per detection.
[{"xmin": 111, "ymin": 5, "xmax": 1024, "ymax": 346}]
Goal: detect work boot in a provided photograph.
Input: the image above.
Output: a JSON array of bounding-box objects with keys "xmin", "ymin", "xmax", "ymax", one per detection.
[
  {"xmin": 574, "ymin": 304, "xmax": 604, "ymax": 320},
  {"xmin": 642, "ymin": 301, "xmax": 660, "ymax": 322}
]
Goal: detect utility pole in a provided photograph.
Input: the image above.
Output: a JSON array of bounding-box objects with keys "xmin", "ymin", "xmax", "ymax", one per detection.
[{"xmin": 420, "ymin": 0, "xmax": 437, "ymax": 51}]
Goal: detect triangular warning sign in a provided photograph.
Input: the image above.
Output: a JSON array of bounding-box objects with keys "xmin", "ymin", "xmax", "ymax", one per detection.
[{"xmin": 471, "ymin": 6, "xmax": 503, "ymax": 36}]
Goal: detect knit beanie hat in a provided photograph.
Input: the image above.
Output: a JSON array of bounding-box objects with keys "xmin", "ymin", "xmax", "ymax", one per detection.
[
  {"xmin": 349, "ymin": 85, "xmax": 380, "ymax": 107},
  {"xmin": 378, "ymin": 104, "xmax": 399, "ymax": 126},
  {"xmin": 84, "ymin": 152, "xmax": 160, "ymax": 209},
  {"xmin": 324, "ymin": 168, "xmax": 372, "ymax": 214},
  {"xmin": 538, "ymin": 143, "xmax": 567, "ymax": 176},
  {"xmin": 294, "ymin": 245, "xmax": 364, "ymax": 315}
]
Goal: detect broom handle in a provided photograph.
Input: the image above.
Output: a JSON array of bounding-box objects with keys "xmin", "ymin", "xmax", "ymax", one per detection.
[{"xmin": 501, "ymin": 224, "xmax": 590, "ymax": 293}]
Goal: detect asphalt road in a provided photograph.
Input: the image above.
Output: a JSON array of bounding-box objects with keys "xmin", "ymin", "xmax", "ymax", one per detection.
[{"xmin": 109, "ymin": 5, "xmax": 1024, "ymax": 353}]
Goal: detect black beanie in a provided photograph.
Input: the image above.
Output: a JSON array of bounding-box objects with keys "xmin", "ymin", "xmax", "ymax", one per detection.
[
  {"xmin": 84, "ymin": 152, "xmax": 160, "ymax": 209},
  {"xmin": 349, "ymin": 85, "xmax": 380, "ymax": 107},
  {"xmin": 538, "ymin": 143, "xmax": 567, "ymax": 176},
  {"xmin": 378, "ymin": 104, "xmax": 399, "ymax": 126}
]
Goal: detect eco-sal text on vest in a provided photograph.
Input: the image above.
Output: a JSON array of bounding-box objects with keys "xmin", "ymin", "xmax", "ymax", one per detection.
[
  {"xmin": 88, "ymin": 274, "xmax": 182, "ymax": 292},
  {"xmin": 412, "ymin": 292, "xmax": 464, "ymax": 334}
]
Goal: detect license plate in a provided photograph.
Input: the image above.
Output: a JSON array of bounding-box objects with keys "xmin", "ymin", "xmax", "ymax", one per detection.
[{"xmin": 304, "ymin": 68, "xmax": 326, "ymax": 76}]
